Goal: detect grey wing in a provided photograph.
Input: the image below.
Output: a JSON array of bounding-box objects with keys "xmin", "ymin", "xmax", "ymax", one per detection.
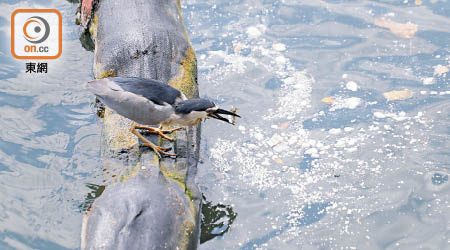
[
  {"xmin": 84, "ymin": 78, "xmax": 174, "ymax": 125},
  {"xmin": 108, "ymin": 77, "xmax": 186, "ymax": 105}
]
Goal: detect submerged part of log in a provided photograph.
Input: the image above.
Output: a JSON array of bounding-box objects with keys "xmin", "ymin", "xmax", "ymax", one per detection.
[{"xmin": 80, "ymin": 0, "xmax": 201, "ymax": 249}]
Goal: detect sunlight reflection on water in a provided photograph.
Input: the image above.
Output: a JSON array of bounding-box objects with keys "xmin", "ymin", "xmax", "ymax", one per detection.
[{"xmin": 187, "ymin": 0, "xmax": 450, "ymax": 249}]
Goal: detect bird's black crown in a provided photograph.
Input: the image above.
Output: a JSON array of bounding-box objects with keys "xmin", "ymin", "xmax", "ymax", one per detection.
[{"xmin": 175, "ymin": 99, "xmax": 215, "ymax": 114}]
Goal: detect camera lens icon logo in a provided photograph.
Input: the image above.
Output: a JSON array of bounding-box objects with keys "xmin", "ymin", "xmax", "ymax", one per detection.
[{"xmin": 23, "ymin": 16, "xmax": 50, "ymax": 44}]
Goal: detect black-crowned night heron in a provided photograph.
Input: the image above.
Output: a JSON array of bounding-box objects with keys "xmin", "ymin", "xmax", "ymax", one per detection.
[{"xmin": 85, "ymin": 77, "xmax": 240, "ymax": 157}]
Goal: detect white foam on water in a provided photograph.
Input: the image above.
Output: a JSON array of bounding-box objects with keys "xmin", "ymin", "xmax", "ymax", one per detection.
[
  {"xmin": 204, "ymin": 32, "xmax": 439, "ymax": 244},
  {"xmin": 191, "ymin": 2, "xmax": 449, "ymax": 248}
]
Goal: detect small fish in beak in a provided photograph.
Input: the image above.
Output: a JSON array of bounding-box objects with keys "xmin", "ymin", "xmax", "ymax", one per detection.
[{"xmin": 207, "ymin": 108, "xmax": 241, "ymax": 124}]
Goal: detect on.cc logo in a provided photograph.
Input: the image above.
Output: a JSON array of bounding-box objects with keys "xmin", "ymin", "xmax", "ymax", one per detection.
[{"xmin": 11, "ymin": 9, "xmax": 62, "ymax": 60}]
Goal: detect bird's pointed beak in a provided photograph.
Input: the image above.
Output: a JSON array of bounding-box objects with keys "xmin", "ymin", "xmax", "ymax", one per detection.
[{"xmin": 207, "ymin": 108, "xmax": 241, "ymax": 124}]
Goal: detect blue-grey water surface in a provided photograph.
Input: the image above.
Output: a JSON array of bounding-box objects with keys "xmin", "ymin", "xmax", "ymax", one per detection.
[{"xmin": 1, "ymin": 0, "xmax": 450, "ymax": 249}]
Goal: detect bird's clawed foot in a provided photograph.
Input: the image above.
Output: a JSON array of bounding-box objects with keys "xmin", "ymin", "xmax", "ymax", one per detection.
[
  {"xmin": 130, "ymin": 122, "xmax": 177, "ymax": 158},
  {"xmin": 135, "ymin": 125, "xmax": 182, "ymax": 141}
]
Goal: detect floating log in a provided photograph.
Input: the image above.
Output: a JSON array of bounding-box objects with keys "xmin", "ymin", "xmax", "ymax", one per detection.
[{"xmin": 78, "ymin": 0, "xmax": 202, "ymax": 249}]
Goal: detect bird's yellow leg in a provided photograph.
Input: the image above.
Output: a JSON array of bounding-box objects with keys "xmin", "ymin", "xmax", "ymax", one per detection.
[
  {"xmin": 134, "ymin": 124, "xmax": 182, "ymax": 141},
  {"xmin": 130, "ymin": 122, "xmax": 176, "ymax": 158}
]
